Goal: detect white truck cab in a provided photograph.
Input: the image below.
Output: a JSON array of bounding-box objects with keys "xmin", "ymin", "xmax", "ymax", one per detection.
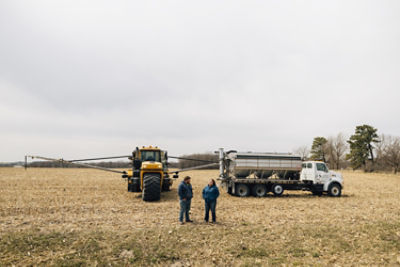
[{"xmin": 300, "ymin": 161, "xmax": 343, "ymax": 196}]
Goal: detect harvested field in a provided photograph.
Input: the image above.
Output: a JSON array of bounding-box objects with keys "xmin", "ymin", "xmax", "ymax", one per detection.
[{"xmin": 0, "ymin": 168, "xmax": 399, "ymax": 266}]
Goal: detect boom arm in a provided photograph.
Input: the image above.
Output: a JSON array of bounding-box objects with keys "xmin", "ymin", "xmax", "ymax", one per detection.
[
  {"xmin": 25, "ymin": 153, "xmax": 219, "ymax": 177},
  {"xmin": 26, "ymin": 155, "xmax": 127, "ymax": 174},
  {"xmin": 168, "ymin": 162, "xmax": 218, "ymax": 175}
]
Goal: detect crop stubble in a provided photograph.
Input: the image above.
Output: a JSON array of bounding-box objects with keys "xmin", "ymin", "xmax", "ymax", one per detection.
[{"xmin": 0, "ymin": 168, "xmax": 399, "ymax": 266}]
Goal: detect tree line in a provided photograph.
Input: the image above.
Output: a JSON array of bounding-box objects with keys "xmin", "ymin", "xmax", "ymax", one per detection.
[
  {"xmin": 3, "ymin": 124, "xmax": 399, "ymax": 173},
  {"xmin": 295, "ymin": 124, "xmax": 400, "ymax": 173}
]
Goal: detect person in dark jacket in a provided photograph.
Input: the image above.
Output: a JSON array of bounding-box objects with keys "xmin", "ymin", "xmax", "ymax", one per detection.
[
  {"xmin": 178, "ymin": 176, "xmax": 193, "ymax": 224},
  {"xmin": 202, "ymin": 179, "xmax": 220, "ymax": 223}
]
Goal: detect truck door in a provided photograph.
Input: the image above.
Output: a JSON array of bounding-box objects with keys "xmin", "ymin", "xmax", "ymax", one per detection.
[
  {"xmin": 301, "ymin": 162, "xmax": 315, "ymax": 181},
  {"xmin": 315, "ymin": 162, "xmax": 330, "ymax": 184}
]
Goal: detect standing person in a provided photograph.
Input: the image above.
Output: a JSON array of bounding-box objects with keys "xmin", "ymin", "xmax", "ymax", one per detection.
[
  {"xmin": 202, "ymin": 179, "xmax": 220, "ymax": 223},
  {"xmin": 178, "ymin": 176, "xmax": 193, "ymax": 225}
]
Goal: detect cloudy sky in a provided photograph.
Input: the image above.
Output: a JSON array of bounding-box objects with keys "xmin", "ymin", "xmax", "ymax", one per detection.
[{"xmin": 1, "ymin": 1, "xmax": 399, "ymax": 161}]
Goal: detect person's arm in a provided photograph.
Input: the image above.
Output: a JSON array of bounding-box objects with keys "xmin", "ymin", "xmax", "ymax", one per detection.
[
  {"xmin": 216, "ymin": 187, "xmax": 220, "ymax": 198},
  {"xmin": 202, "ymin": 187, "xmax": 206, "ymax": 199},
  {"xmin": 178, "ymin": 184, "xmax": 185, "ymax": 199},
  {"xmin": 189, "ymin": 185, "xmax": 193, "ymax": 198}
]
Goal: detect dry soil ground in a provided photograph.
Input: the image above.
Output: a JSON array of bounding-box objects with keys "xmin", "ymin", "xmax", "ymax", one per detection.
[{"xmin": 0, "ymin": 168, "xmax": 399, "ymax": 266}]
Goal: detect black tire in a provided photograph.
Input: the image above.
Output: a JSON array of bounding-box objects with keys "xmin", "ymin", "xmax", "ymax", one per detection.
[
  {"xmin": 272, "ymin": 184, "xmax": 284, "ymax": 196},
  {"xmin": 235, "ymin": 184, "xmax": 250, "ymax": 197},
  {"xmin": 162, "ymin": 177, "xmax": 171, "ymax": 192},
  {"xmin": 226, "ymin": 185, "xmax": 233, "ymax": 195},
  {"xmin": 142, "ymin": 174, "xmax": 161, "ymax": 201},
  {"xmin": 328, "ymin": 183, "xmax": 342, "ymax": 197},
  {"xmin": 128, "ymin": 182, "xmax": 133, "ymax": 192},
  {"xmin": 252, "ymin": 184, "xmax": 267, "ymax": 197}
]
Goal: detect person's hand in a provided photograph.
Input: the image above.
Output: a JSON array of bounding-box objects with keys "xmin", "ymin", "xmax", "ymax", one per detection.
[{"xmin": 182, "ymin": 198, "xmax": 186, "ymax": 201}]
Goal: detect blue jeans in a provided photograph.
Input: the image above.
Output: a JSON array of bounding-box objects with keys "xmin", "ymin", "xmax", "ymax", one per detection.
[
  {"xmin": 204, "ymin": 200, "xmax": 217, "ymax": 222},
  {"xmin": 179, "ymin": 199, "xmax": 191, "ymax": 222}
]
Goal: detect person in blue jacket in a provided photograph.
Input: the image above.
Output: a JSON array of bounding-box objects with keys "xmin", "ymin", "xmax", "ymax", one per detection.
[
  {"xmin": 178, "ymin": 176, "xmax": 193, "ymax": 224},
  {"xmin": 202, "ymin": 179, "xmax": 220, "ymax": 223}
]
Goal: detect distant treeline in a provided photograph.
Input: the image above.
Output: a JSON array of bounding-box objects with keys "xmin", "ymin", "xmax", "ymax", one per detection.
[
  {"xmin": 0, "ymin": 162, "xmax": 25, "ymax": 167},
  {"xmin": 177, "ymin": 153, "xmax": 218, "ymax": 169}
]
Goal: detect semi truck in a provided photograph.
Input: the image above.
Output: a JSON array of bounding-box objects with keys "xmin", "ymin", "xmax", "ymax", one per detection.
[{"xmin": 217, "ymin": 148, "xmax": 343, "ymax": 197}]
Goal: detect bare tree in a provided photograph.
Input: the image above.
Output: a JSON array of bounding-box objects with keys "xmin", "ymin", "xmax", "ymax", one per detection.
[
  {"xmin": 375, "ymin": 134, "xmax": 387, "ymax": 171},
  {"xmin": 293, "ymin": 146, "xmax": 310, "ymax": 160},
  {"xmin": 333, "ymin": 133, "xmax": 347, "ymax": 169},
  {"xmin": 381, "ymin": 135, "xmax": 400, "ymax": 174},
  {"xmin": 325, "ymin": 133, "xmax": 348, "ymax": 170},
  {"xmin": 324, "ymin": 138, "xmax": 335, "ymax": 168}
]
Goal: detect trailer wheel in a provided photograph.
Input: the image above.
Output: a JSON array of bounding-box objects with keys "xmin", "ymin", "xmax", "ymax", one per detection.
[
  {"xmin": 235, "ymin": 184, "xmax": 250, "ymax": 197},
  {"xmin": 328, "ymin": 183, "xmax": 341, "ymax": 197},
  {"xmin": 272, "ymin": 184, "xmax": 284, "ymax": 196},
  {"xmin": 252, "ymin": 184, "xmax": 267, "ymax": 197}
]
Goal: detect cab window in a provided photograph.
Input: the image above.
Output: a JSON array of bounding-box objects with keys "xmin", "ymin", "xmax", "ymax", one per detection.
[
  {"xmin": 316, "ymin": 163, "xmax": 328, "ymax": 172},
  {"xmin": 307, "ymin": 163, "xmax": 312, "ymax": 169},
  {"xmin": 141, "ymin": 151, "xmax": 161, "ymax": 162}
]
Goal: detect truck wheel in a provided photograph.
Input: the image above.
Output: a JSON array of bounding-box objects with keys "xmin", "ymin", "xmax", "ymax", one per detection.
[
  {"xmin": 142, "ymin": 174, "xmax": 161, "ymax": 201},
  {"xmin": 272, "ymin": 184, "xmax": 284, "ymax": 196},
  {"xmin": 252, "ymin": 184, "xmax": 267, "ymax": 197},
  {"xmin": 235, "ymin": 184, "xmax": 250, "ymax": 197},
  {"xmin": 328, "ymin": 183, "xmax": 342, "ymax": 197}
]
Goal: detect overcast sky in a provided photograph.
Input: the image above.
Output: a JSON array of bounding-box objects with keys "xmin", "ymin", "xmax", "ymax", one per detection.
[{"xmin": 1, "ymin": 1, "xmax": 399, "ymax": 161}]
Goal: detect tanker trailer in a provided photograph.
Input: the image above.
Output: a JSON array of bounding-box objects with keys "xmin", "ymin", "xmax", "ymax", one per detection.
[
  {"xmin": 224, "ymin": 150, "xmax": 302, "ymax": 179},
  {"xmin": 218, "ymin": 148, "xmax": 343, "ymax": 197}
]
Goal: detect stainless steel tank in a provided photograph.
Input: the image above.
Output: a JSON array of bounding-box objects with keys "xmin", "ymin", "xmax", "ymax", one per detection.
[{"xmin": 226, "ymin": 151, "xmax": 302, "ymax": 179}]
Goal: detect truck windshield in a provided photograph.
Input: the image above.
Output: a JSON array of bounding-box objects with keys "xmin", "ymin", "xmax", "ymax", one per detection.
[{"xmin": 141, "ymin": 151, "xmax": 161, "ymax": 162}]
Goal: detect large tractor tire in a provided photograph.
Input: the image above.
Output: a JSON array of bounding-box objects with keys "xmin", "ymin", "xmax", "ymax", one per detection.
[
  {"xmin": 162, "ymin": 177, "xmax": 171, "ymax": 192},
  {"xmin": 142, "ymin": 174, "xmax": 161, "ymax": 201}
]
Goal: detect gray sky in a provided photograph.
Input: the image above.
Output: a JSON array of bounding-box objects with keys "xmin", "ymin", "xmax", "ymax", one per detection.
[{"xmin": 1, "ymin": 1, "xmax": 400, "ymax": 161}]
